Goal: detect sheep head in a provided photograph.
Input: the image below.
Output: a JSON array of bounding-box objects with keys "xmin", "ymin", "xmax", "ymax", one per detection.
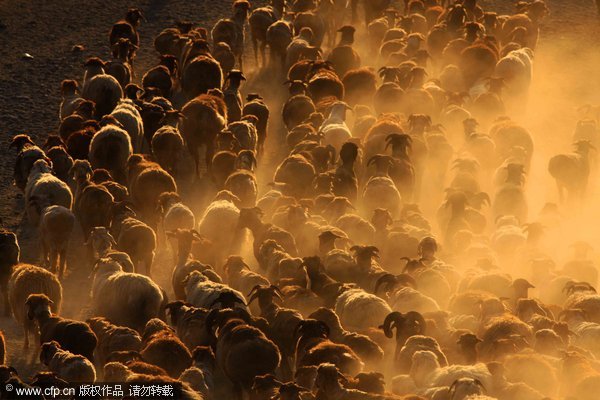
[
  {"xmin": 278, "ymin": 383, "xmax": 310, "ymax": 400},
  {"xmin": 223, "ymin": 255, "xmax": 251, "ymax": 274},
  {"xmin": 247, "ymin": 285, "xmax": 283, "ymax": 306},
  {"xmin": 39, "ymin": 341, "xmax": 61, "ymax": 366},
  {"xmin": 315, "ymin": 363, "xmax": 345, "ymax": 394},
  {"xmin": 125, "ymin": 8, "xmax": 145, "ymax": 25},
  {"xmin": 251, "ymin": 374, "xmax": 283, "ymax": 399},
  {"xmin": 25, "ymin": 294, "xmax": 53, "ymax": 321},
  {"xmin": 294, "ymin": 319, "xmax": 330, "ymax": 343},
  {"xmin": 209, "ymin": 291, "xmax": 246, "ymax": 309},
  {"xmin": 308, "ymin": 308, "xmax": 343, "ymax": 333},
  {"xmin": 205, "ymin": 307, "xmax": 251, "ymax": 338},
  {"xmin": 379, "ymin": 311, "xmax": 426, "ymax": 342},
  {"xmin": 350, "ymin": 245, "xmax": 379, "ymax": 265}
]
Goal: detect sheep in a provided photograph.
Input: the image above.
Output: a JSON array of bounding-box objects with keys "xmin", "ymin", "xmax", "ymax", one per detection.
[
  {"xmin": 11, "ymin": 134, "xmax": 48, "ymax": 192},
  {"xmin": 237, "ymin": 207, "xmax": 299, "ymax": 267},
  {"xmin": 142, "ymin": 55, "xmax": 177, "ymax": 99},
  {"xmin": 86, "ymin": 226, "xmax": 135, "ymax": 272},
  {"xmin": 129, "ymin": 160, "xmax": 178, "ymax": 230},
  {"xmin": 165, "ymin": 301, "xmax": 212, "ymax": 351},
  {"xmin": 180, "ymin": 91, "xmax": 228, "ymax": 174},
  {"xmin": 180, "ymin": 346, "xmax": 215, "ymax": 398},
  {"xmin": 87, "ymin": 317, "xmax": 142, "ymax": 367},
  {"xmin": 318, "ymin": 102, "xmax": 353, "ymax": 152},
  {"xmin": 181, "ymin": 48, "xmax": 223, "ymax": 101},
  {"xmin": 266, "ymin": 19, "xmax": 294, "ymax": 72},
  {"xmin": 228, "ymin": 119, "xmax": 259, "ymax": 153},
  {"xmin": 88, "ymin": 123, "xmax": 133, "ymax": 183},
  {"xmin": 109, "ymin": 8, "xmax": 144, "ymax": 71},
  {"xmin": 59, "ymin": 79, "xmax": 84, "ymax": 120},
  {"xmin": 334, "ymin": 288, "xmax": 392, "ymax": 332},
  {"xmin": 314, "ymin": 363, "xmax": 396, "ymax": 400},
  {"xmin": 206, "ymin": 309, "xmax": 280, "ymax": 399},
  {"xmin": 91, "ymin": 258, "xmax": 164, "ymax": 332},
  {"xmin": 25, "ymin": 294, "xmax": 97, "ymax": 361},
  {"xmin": 151, "ymin": 118, "xmax": 185, "ymax": 175},
  {"xmin": 110, "ymin": 99, "xmax": 144, "ymax": 153},
  {"xmin": 184, "ymin": 270, "xmax": 247, "ymax": 312},
  {"xmin": 140, "ymin": 318, "xmax": 192, "ymax": 378},
  {"xmin": 363, "ymin": 155, "xmax": 402, "ymax": 217},
  {"xmin": 309, "ymin": 307, "xmax": 384, "ymax": 367},
  {"xmin": 224, "ymin": 70, "xmax": 246, "ymax": 123},
  {"xmin": 197, "ymin": 194, "xmax": 241, "ymax": 265},
  {"xmin": 212, "ymin": 0, "xmax": 251, "ymax": 71},
  {"xmin": 295, "ymin": 319, "xmax": 364, "ymax": 376},
  {"xmin": 45, "ymin": 145, "xmax": 73, "ymax": 184},
  {"xmin": 8, "ymin": 263, "xmax": 62, "ymax": 349},
  {"xmin": 242, "ymin": 94, "xmax": 269, "ymax": 156},
  {"xmin": 248, "ymin": 1, "xmax": 283, "ymax": 66},
  {"xmin": 40, "ymin": 341, "xmax": 96, "ymax": 383},
  {"xmin": 81, "ymin": 71, "xmax": 123, "ymax": 119},
  {"xmin": 25, "ymin": 159, "xmax": 73, "ymax": 225},
  {"xmin": 0, "ymin": 229, "xmax": 19, "ymax": 317},
  {"xmin": 38, "ymin": 205, "xmax": 75, "ymax": 279},
  {"xmin": 548, "ymin": 140, "xmax": 595, "ymax": 203},
  {"xmin": 282, "ymin": 87, "xmax": 317, "ymax": 131},
  {"xmin": 223, "ymin": 256, "xmax": 270, "ymax": 303},
  {"xmin": 106, "ymin": 38, "xmax": 135, "ymax": 88}
]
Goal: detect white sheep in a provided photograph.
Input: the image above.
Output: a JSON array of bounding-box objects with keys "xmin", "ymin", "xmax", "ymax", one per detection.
[
  {"xmin": 110, "ymin": 99, "xmax": 144, "ymax": 153},
  {"xmin": 40, "ymin": 341, "xmax": 96, "ymax": 383},
  {"xmin": 91, "ymin": 258, "xmax": 164, "ymax": 331},
  {"xmin": 88, "ymin": 123, "xmax": 133, "ymax": 183},
  {"xmin": 81, "ymin": 73, "xmax": 123, "ymax": 118},
  {"xmin": 387, "ymin": 286, "xmax": 440, "ymax": 314},
  {"xmin": 25, "ymin": 160, "xmax": 73, "ymax": 225},
  {"xmin": 159, "ymin": 192, "xmax": 195, "ymax": 259},
  {"xmin": 494, "ymin": 47, "xmax": 534, "ymax": 98},
  {"xmin": 362, "ymin": 175, "xmax": 402, "ymax": 218},
  {"xmin": 184, "ymin": 270, "xmax": 248, "ymax": 312},
  {"xmin": 39, "ymin": 205, "xmax": 75, "ymax": 279},
  {"xmin": 319, "ymin": 102, "xmax": 353, "ymax": 152},
  {"xmin": 197, "ymin": 196, "xmax": 240, "ymax": 264},
  {"xmin": 334, "ymin": 288, "xmax": 392, "ymax": 332}
]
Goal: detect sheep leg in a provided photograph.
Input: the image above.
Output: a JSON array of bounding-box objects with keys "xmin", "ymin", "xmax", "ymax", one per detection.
[
  {"xmin": 252, "ymin": 36, "xmax": 259, "ymax": 66},
  {"xmin": 144, "ymin": 253, "xmax": 154, "ymax": 278},
  {"xmin": 58, "ymin": 248, "xmax": 67, "ymax": 279},
  {"xmin": 1, "ymin": 284, "xmax": 8, "ymax": 317},
  {"xmin": 238, "ymin": 54, "xmax": 244, "ymax": 73},
  {"xmin": 23, "ymin": 323, "xmax": 29, "ymax": 349},
  {"xmin": 260, "ymin": 42, "xmax": 267, "ymax": 68},
  {"xmin": 50, "ymin": 249, "xmax": 59, "ymax": 276},
  {"xmin": 41, "ymin": 241, "xmax": 49, "ymax": 269}
]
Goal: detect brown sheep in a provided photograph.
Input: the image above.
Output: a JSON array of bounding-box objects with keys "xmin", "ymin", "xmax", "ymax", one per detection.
[
  {"xmin": 180, "ymin": 92, "xmax": 228, "ymax": 174},
  {"xmin": 140, "ymin": 318, "xmax": 192, "ymax": 378},
  {"xmin": 9, "ymin": 264, "xmax": 62, "ymax": 349}
]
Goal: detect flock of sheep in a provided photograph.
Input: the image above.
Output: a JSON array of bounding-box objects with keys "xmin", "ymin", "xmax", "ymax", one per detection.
[{"xmin": 1, "ymin": 0, "xmax": 600, "ymax": 399}]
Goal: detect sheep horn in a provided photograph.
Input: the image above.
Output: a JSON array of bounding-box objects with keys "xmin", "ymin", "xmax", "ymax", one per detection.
[
  {"xmin": 374, "ymin": 273, "xmax": 397, "ymax": 295},
  {"xmin": 405, "ymin": 311, "xmax": 426, "ymax": 334},
  {"xmin": 380, "ymin": 312, "xmax": 403, "ymax": 339}
]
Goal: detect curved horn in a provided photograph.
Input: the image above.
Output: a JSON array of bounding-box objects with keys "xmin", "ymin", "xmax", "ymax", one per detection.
[{"xmin": 379, "ymin": 312, "xmax": 403, "ymax": 339}]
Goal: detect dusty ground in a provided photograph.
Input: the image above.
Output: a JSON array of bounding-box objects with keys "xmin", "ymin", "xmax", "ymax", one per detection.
[{"xmin": 0, "ymin": 0, "xmax": 598, "ymax": 381}]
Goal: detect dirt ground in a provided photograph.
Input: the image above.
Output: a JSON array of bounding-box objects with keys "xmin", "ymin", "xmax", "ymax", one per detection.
[{"xmin": 0, "ymin": 0, "xmax": 598, "ymax": 381}]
